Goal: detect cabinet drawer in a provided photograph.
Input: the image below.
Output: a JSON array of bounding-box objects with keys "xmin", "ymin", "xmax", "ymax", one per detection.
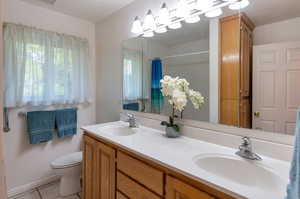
[
  {"xmin": 117, "ymin": 151, "xmax": 164, "ymax": 195},
  {"xmin": 117, "ymin": 172, "xmax": 161, "ymax": 199},
  {"xmin": 116, "ymin": 191, "xmax": 127, "ymax": 199}
]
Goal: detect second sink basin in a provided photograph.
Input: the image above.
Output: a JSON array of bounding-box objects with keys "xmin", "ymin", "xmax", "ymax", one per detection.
[
  {"xmin": 193, "ymin": 153, "xmax": 284, "ymax": 190},
  {"xmin": 100, "ymin": 125, "xmax": 137, "ymax": 136}
]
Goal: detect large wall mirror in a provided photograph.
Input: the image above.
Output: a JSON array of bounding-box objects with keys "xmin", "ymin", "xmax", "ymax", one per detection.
[{"xmin": 122, "ymin": 0, "xmax": 300, "ymax": 138}]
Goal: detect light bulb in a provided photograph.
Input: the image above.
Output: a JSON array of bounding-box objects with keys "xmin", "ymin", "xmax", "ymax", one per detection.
[
  {"xmin": 143, "ymin": 10, "xmax": 157, "ymax": 30},
  {"xmin": 131, "ymin": 16, "xmax": 143, "ymax": 34},
  {"xmin": 155, "ymin": 27, "xmax": 168, "ymax": 34},
  {"xmin": 169, "ymin": 22, "xmax": 182, "ymax": 30},
  {"xmin": 185, "ymin": 15, "xmax": 200, "ymax": 24},
  {"xmin": 229, "ymin": 0, "xmax": 250, "ymax": 10},
  {"xmin": 176, "ymin": 0, "xmax": 190, "ymax": 18},
  {"xmin": 205, "ymin": 8, "xmax": 223, "ymax": 18},
  {"xmin": 196, "ymin": 0, "xmax": 215, "ymax": 11},
  {"xmin": 143, "ymin": 31, "xmax": 154, "ymax": 38},
  {"xmin": 158, "ymin": 3, "xmax": 171, "ymax": 25}
]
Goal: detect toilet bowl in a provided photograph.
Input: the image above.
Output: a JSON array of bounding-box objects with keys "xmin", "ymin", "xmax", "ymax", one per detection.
[{"xmin": 51, "ymin": 152, "xmax": 82, "ymax": 197}]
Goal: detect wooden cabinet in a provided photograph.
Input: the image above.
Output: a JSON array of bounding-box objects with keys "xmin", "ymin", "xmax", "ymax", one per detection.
[
  {"xmin": 83, "ymin": 135, "xmax": 116, "ymax": 199},
  {"xmin": 116, "ymin": 191, "xmax": 127, "ymax": 199},
  {"xmin": 220, "ymin": 13, "xmax": 255, "ymax": 128},
  {"xmin": 117, "ymin": 151, "xmax": 164, "ymax": 195},
  {"xmin": 117, "ymin": 172, "xmax": 161, "ymax": 199},
  {"xmin": 166, "ymin": 176, "xmax": 215, "ymax": 199},
  {"xmin": 83, "ymin": 133, "xmax": 237, "ymax": 199}
]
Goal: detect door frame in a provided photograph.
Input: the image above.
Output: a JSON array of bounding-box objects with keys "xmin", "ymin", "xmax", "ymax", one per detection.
[{"xmin": 0, "ymin": 0, "xmax": 8, "ymax": 198}]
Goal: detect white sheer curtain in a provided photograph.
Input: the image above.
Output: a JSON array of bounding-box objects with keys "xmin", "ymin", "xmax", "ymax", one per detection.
[
  {"xmin": 123, "ymin": 48, "xmax": 143, "ymax": 101},
  {"xmin": 4, "ymin": 23, "xmax": 91, "ymax": 108}
]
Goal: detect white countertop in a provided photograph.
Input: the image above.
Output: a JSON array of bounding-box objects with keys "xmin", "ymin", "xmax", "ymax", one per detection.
[{"xmin": 82, "ymin": 121, "xmax": 290, "ymax": 199}]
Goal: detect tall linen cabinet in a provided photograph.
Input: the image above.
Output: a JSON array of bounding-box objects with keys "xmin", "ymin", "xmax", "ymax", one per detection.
[{"xmin": 219, "ymin": 13, "xmax": 255, "ymax": 128}]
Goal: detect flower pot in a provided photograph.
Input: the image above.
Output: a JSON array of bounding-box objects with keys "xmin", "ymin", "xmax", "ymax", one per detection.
[{"xmin": 165, "ymin": 126, "xmax": 181, "ymax": 138}]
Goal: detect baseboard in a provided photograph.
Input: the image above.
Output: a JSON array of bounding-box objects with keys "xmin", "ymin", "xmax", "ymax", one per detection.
[{"xmin": 7, "ymin": 175, "xmax": 60, "ymax": 198}]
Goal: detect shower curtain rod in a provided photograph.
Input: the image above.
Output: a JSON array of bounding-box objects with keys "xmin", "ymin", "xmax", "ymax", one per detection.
[{"xmin": 151, "ymin": 50, "xmax": 209, "ymax": 60}]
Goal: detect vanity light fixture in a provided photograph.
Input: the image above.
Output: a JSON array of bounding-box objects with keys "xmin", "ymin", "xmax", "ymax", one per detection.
[
  {"xmin": 176, "ymin": 0, "xmax": 191, "ymax": 18},
  {"xmin": 185, "ymin": 15, "xmax": 200, "ymax": 23},
  {"xmin": 196, "ymin": 0, "xmax": 214, "ymax": 11},
  {"xmin": 155, "ymin": 27, "xmax": 168, "ymax": 34},
  {"xmin": 131, "ymin": 17, "xmax": 143, "ymax": 34},
  {"xmin": 143, "ymin": 10, "xmax": 157, "ymax": 30},
  {"xmin": 158, "ymin": 3, "xmax": 171, "ymax": 25},
  {"xmin": 205, "ymin": 8, "xmax": 223, "ymax": 18},
  {"xmin": 169, "ymin": 21, "xmax": 182, "ymax": 29},
  {"xmin": 143, "ymin": 31, "xmax": 154, "ymax": 38},
  {"xmin": 131, "ymin": 0, "xmax": 250, "ymax": 35},
  {"xmin": 229, "ymin": 0, "xmax": 250, "ymax": 10}
]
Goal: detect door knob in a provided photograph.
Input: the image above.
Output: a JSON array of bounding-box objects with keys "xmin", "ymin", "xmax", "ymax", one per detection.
[{"xmin": 254, "ymin": 112, "xmax": 260, "ymax": 117}]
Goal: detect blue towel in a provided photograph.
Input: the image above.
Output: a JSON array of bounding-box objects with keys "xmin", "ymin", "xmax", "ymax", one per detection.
[
  {"xmin": 286, "ymin": 109, "xmax": 300, "ymax": 199},
  {"xmin": 55, "ymin": 108, "xmax": 77, "ymax": 138},
  {"xmin": 151, "ymin": 59, "xmax": 164, "ymax": 113},
  {"xmin": 123, "ymin": 103, "xmax": 139, "ymax": 111},
  {"xmin": 26, "ymin": 111, "xmax": 55, "ymax": 144}
]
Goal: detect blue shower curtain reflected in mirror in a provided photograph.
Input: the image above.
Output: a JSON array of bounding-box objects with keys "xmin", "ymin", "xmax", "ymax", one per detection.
[{"xmin": 151, "ymin": 59, "xmax": 164, "ymax": 113}]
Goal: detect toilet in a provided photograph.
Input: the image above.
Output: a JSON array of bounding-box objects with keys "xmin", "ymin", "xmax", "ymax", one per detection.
[{"xmin": 51, "ymin": 152, "xmax": 82, "ymax": 197}]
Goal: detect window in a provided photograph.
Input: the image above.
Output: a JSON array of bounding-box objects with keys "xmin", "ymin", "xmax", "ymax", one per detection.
[{"xmin": 4, "ymin": 23, "xmax": 91, "ymax": 108}]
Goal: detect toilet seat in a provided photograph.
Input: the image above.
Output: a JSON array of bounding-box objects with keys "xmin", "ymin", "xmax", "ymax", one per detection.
[{"xmin": 51, "ymin": 152, "xmax": 82, "ymax": 169}]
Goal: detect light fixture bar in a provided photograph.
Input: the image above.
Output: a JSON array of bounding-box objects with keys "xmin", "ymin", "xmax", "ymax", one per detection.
[
  {"xmin": 143, "ymin": 0, "xmax": 237, "ymax": 35},
  {"xmin": 133, "ymin": 0, "xmax": 247, "ymax": 36}
]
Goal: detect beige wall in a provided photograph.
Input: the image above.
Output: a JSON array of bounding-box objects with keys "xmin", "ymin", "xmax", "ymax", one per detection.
[
  {"xmin": 0, "ymin": 0, "xmax": 8, "ymax": 197},
  {"xmin": 3, "ymin": 0, "xmax": 96, "ymax": 193}
]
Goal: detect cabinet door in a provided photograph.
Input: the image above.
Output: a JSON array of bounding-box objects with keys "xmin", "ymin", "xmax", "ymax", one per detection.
[
  {"xmin": 239, "ymin": 98, "xmax": 251, "ymax": 128},
  {"xmin": 239, "ymin": 21, "xmax": 253, "ymax": 128},
  {"xmin": 220, "ymin": 16, "xmax": 240, "ymax": 126},
  {"xmin": 240, "ymin": 22, "xmax": 252, "ymax": 98},
  {"xmin": 166, "ymin": 176, "xmax": 215, "ymax": 199},
  {"xmin": 83, "ymin": 135, "xmax": 116, "ymax": 199},
  {"xmin": 83, "ymin": 135, "xmax": 97, "ymax": 199},
  {"xmin": 116, "ymin": 192, "xmax": 128, "ymax": 199}
]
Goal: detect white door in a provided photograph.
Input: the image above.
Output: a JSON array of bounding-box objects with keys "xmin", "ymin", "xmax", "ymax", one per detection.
[
  {"xmin": 253, "ymin": 41, "xmax": 300, "ymax": 135},
  {"xmin": 0, "ymin": 0, "xmax": 8, "ymax": 197}
]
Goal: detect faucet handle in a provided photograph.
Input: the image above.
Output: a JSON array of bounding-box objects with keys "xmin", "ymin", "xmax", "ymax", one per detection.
[
  {"xmin": 241, "ymin": 136, "xmax": 251, "ymax": 145},
  {"xmin": 127, "ymin": 113, "xmax": 135, "ymax": 119}
]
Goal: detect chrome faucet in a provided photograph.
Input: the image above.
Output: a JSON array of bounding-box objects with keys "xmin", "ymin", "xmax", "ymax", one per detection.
[
  {"xmin": 236, "ymin": 136, "xmax": 262, "ymax": 161},
  {"xmin": 126, "ymin": 113, "xmax": 138, "ymax": 128}
]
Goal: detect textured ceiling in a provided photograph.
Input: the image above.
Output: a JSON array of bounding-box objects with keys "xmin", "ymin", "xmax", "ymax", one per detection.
[
  {"xmin": 21, "ymin": 0, "xmax": 300, "ymax": 25},
  {"xmin": 21, "ymin": 0, "xmax": 136, "ymax": 22}
]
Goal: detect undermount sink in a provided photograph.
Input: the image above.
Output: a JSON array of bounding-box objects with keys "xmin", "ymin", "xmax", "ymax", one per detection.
[
  {"xmin": 193, "ymin": 154, "xmax": 284, "ymax": 190},
  {"xmin": 101, "ymin": 125, "xmax": 137, "ymax": 136}
]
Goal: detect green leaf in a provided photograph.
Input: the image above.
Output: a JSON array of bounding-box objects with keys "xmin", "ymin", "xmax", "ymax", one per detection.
[
  {"xmin": 172, "ymin": 124, "xmax": 180, "ymax": 132},
  {"xmin": 161, "ymin": 121, "xmax": 170, "ymax": 126}
]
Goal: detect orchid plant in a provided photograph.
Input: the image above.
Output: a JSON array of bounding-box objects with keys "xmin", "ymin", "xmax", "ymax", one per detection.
[{"xmin": 160, "ymin": 76, "xmax": 205, "ymax": 132}]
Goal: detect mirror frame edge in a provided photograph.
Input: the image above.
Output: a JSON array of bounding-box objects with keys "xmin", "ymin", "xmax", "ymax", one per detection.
[
  {"xmin": 121, "ymin": 110, "xmax": 294, "ymax": 146},
  {"xmin": 121, "ymin": 19, "xmax": 294, "ymax": 147}
]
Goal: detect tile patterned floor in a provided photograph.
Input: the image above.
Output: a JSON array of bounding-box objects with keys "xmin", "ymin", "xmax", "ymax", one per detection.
[{"xmin": 9, "ymin": 182, "xmax": 81, "ymax": 199}]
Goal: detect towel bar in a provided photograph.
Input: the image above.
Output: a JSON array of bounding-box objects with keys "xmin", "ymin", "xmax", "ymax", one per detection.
[{"xmin": 18, "ymin": 107, "xmax": 78, "ymax": 117}]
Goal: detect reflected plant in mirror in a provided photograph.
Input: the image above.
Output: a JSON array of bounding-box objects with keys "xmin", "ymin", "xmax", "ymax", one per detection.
[{"xmin": 160, "ymin": 76, "xmax": 204, "ymax": 138}]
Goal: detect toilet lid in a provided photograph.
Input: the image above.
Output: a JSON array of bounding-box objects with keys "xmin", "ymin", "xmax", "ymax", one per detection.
[{"xmin": 51, "ymin": 152, "xmax": 82, "ymax": 169}]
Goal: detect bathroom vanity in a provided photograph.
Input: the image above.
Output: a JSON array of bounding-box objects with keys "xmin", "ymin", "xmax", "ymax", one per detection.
[{"xmin": 82, "ymin": 121, "xmax": 289, "ymax": 199}]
